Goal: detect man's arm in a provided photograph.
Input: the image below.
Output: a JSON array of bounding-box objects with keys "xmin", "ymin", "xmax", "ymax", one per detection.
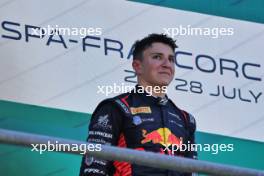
[
  {"xmin": 185, "ymin": 113, "xmax": 197, "ymax": 159},
  {"xmin": 79, "ymin": 101, "xmax": 123, "ymax": 176},
  {"xmin": 184, "ymin": 113, "xmax": 198, "ymax": 176}
]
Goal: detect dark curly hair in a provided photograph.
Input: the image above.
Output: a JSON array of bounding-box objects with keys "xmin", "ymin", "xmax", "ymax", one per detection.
[{"xmin": 132, "ymin": 33, "xmax": 177, "ymax": 61}]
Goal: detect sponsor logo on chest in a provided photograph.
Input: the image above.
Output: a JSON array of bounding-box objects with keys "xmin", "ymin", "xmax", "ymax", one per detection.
[{"xmin": 130, "ymin": 106, "xmax": 152, "ymax": 115}]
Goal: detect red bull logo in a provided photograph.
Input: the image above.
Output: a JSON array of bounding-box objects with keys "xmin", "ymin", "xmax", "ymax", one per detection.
[{"xmin": 141, "ymin": 128, "xmax": 183, "ymax": 147}]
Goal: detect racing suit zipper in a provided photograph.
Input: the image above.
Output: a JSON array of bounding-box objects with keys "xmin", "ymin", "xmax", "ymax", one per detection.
[
  {"xmin": 160, "ymin": 106, "xmax": 167, "ymax": 153},
  {"xmin": 160, "ymin": 106, "xmax": 170, "ymax": 176}
]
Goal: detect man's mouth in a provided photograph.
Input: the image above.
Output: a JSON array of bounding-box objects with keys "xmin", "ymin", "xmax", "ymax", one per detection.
[{"xmin": 159, "ymin": 72, "xmax": 171, "ymax": 76}]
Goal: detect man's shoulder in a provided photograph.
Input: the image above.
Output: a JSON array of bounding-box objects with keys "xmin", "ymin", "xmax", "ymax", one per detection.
[
  {"xmin": 97, "ymin": 92, "xmax": 131, "ymax": 104},
  {"xmin": 168, "ymin": 99, "xmax": 196, "ymax": 126},
  {"xmin": 113, "ymin": 91, "xmax": 133, "ymax": 100},
  {"xmin": 98, "ymin": 92, "xmax": 131, "ymax": 104},
  {"xmin": 95, "ymin": 92, "xmax": 133, "ymax": 115}
]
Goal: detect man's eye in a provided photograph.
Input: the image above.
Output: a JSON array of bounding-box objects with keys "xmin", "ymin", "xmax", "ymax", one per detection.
[
  {"xmin": 153, "ymin": 55, "xmax": 161, "ymax": 59},
  {"xmin": 169, "ymin": 57, "xmax": 175, "ymax": 63}
]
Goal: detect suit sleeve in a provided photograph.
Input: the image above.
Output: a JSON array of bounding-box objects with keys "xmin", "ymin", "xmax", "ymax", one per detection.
[
  {"xmin": 185, "ymin": 113, "xmax": 198, "ymax": 160},
  {"xmin": 184, "ymin": 113, "xmax": 198, "ymax": 176},
  {"xmin": 79, "ymin": 101, "xmax": 123, "ymax": 176}
]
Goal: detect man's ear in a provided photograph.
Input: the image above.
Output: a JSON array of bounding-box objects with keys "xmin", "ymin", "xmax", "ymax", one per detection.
[{"xmin": 132, "ymin": 59, "xmax": 142, "ymax": 75}]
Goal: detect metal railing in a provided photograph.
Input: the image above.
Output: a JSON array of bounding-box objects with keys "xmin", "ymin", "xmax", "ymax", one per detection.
[{"xmin": 0, "ymin": 128, "xmax": 264, "ymax": 176}]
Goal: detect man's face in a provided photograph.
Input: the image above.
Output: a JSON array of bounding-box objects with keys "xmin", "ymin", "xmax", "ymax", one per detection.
[{"xmin": 133, "ymin": 42, "xmax": 175, "ymax": 86}]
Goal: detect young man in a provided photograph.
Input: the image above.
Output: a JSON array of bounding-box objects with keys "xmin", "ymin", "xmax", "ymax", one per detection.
[{"xmin": 80, "ymin": 34, "xmax": 197, "ymax": 176}]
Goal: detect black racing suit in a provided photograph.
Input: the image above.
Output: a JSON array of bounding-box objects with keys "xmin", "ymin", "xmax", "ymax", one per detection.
[{"xmin": 80, "ymin": 85, "xmax": 197, "ymax": 176}]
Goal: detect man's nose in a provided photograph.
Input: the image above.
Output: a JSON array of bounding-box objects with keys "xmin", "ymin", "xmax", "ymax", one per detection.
[{"xmin": 162, "ymin": 57, "xmax": 172, "ymax": 68}]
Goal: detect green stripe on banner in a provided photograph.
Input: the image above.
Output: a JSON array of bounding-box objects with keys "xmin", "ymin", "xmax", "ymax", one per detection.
[
  {"xmin": 129, "ymin": 0, "xmax": 264, "ymax": 24},
  {"xmin": 0, "ymin": 100, "xmax": 263, "ymax": 175}
]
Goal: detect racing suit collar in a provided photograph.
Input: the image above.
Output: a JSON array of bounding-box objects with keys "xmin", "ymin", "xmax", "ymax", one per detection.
[{"xmin": 134, "ymin": 84, "xmax": 169, "ymax": 106}]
